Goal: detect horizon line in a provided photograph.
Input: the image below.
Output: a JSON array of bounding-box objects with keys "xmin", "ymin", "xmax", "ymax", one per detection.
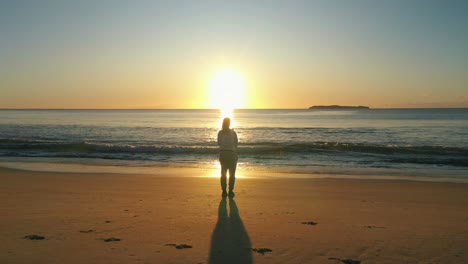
[{"xmin": 0, "ymin": 107, "xmax": 467, "ymax": 110}]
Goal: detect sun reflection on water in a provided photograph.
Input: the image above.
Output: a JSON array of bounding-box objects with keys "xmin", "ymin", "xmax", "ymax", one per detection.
[
  {"xmin": 207, "ymin": 159, "xmax": 245, "ymax": 179},
  {"xmin": 217, "ymin": 108, "xmax": 237, "ymax": 128}
]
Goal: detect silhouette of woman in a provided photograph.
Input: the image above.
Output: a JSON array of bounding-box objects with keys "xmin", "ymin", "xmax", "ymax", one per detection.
[{"xmin": 217, "ymin": 117, "xmax": 238, "ymax": 197}]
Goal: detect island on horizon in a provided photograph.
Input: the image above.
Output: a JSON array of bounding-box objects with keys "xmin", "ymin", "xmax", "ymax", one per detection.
[{"xmin": 309, "ymin": 105, "xmax": 370, "ymax": 110}]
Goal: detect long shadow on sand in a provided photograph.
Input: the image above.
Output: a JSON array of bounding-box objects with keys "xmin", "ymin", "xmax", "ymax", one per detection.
[{"xmin": 208, "ymin": 197, "xmax": 252, "ymax": 264}]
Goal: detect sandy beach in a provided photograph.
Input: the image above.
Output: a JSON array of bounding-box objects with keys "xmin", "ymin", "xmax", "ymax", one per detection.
[
  {"xmin": 2, "ymin": 0, "xmax": 468, "ymax": 263},
  {"xmin": 1, "ymin": 167, "xmax": 467, "ymax": 264}
]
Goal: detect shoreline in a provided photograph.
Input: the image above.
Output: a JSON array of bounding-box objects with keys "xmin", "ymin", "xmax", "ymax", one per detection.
[
  {"xmin": 1, "ymin": 160, "xmax": 467, "ymax": 184},
  {"xmin": 1, "ymin": 167, "xmax": 467, "ymax": 263}
]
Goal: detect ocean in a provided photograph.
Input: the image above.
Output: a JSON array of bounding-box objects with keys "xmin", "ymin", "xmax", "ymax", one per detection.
[{"xmin": 0, "ymin": 109, "xmax": 467, "ymax": 182}]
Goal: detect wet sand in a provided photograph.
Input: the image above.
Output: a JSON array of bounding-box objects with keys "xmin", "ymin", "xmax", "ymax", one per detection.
[{"xmin": 1, "ymin": 167, "xmax": 467, "ymax": 264}]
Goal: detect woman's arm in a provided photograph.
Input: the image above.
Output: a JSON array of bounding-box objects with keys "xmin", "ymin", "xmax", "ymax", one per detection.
[{"xmin": 233, "ymin": 130, "xmax": 238, "ymax": 150}]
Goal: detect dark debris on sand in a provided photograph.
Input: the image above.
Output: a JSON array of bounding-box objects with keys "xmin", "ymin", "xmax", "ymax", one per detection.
[
  {"xmin": 302, "ymin": 221, "xmax": 318, "ymax": 225},
  {"xmin": 252, "ymin": 248, "xmax": 273, "ymax": 255},
  {"xmin": 165, "ymin": 243, "xmax": 193, "ymax": 249},
  {"xmin": 328, "ymin": 257, "xmax": 361, "ymax": 264},
  {"xmin": 103, "ymin": 237, "xmax": 121, "ymax": 242},
  {"xmin": 23, "ymin": 235, "xmax": 45, "ymax": 240}
]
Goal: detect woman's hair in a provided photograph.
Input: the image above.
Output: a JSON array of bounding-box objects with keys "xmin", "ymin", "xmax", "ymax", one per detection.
[{"xmin": 222, "ymin": 117, "xmax": 231, "ymax": 130}]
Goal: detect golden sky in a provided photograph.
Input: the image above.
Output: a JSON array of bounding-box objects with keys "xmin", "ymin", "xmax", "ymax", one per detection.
[{"xmin": 1, "ymin": 1, "xmax": 467, "ymax": 109}]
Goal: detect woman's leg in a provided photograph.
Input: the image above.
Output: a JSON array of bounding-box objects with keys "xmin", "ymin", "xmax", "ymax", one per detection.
[
  {"xmin": 220, "ymin": 162, "xmax": 228, "ymax": 193},
  {"xmin": 228, "ymin": 154, "xmax": 238, "ymax": 194}
]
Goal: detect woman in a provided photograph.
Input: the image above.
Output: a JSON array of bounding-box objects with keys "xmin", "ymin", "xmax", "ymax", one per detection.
[{"xmin": 217, "ymin": 117, "xmax": 238, "ymax": 197}]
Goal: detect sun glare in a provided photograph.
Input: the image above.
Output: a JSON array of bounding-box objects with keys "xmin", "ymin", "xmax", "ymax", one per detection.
[{"xmin": 208, "ymin": 69, "xmax": 246, "ymax": 119}]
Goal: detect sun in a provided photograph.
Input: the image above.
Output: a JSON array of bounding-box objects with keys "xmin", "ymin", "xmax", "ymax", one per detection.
[{"xmin": 207, "ymin": 69, "xmax": 246, "ymax": 118}]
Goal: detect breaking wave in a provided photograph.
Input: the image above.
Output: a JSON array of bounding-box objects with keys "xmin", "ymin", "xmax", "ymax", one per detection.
[{"xmin": 1, "ymin": 138, "xmax": 467, "ymax": 167}]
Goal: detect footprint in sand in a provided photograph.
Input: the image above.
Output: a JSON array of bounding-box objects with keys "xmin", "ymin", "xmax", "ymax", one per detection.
[
  {"xmin": 364, "ymin": 225, "xmax": 385, "ymax": 229},
  {"xmin": 102, "ymin": 237, "xmax": 121, "ymax": 242},
  {"xmin": 165, "ymin": 243, "xmax": 193, "ymax": 249},
  {"xmin": 23, "ymin": 235, "xmax": 45, "ymax": 240},
  {"xmin": 302, "ymin": 221, "xmax": 318, "ymax": 225},
  {"xmin": 328, "ymin": 257, "xmax": 361, "ymax": 264},
  {"xmin": 79, "ymin": 230, "xmax": 95, "ymax": 233},
  {"xmin": 252, "ymin": 248, "xmax": 273, "ymax": 255}
]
